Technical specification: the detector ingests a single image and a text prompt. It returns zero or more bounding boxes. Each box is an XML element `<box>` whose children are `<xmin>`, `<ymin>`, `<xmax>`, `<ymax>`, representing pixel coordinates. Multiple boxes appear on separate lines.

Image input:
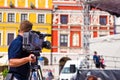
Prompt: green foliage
<box><xmin>2</xmin><ymin>68</ymin><xmax>8</xmax><ymax>78</ymax></box>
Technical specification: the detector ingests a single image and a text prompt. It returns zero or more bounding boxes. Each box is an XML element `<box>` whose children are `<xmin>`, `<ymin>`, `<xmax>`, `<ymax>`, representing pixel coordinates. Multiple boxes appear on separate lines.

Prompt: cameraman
<box><xmin>7</xmin><ymin>20</ymin><xmax>36</xmax><ymax>80</ymax></box>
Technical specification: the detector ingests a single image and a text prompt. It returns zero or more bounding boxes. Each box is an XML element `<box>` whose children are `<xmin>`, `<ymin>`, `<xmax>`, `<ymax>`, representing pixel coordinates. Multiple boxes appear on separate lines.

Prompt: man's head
<box><xmin>19</xmin><ymin>20</ymin><xmax>33</xmax><ymax>32</ymax></box>
<box><xmin>87</xmin><ymin>75</ymin><xmax>98</xmax><ymax>80</ymax></box>
<box><xmin>94</xmin><ymin>51</ymin><xmax>97</xmax><ymax>55</ymax></box>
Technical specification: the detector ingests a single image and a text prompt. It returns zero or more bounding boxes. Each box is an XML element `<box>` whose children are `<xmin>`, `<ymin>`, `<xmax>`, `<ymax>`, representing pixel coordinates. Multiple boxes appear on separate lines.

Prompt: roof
<box><xmin>89</xmin><ymin>34</ymin><xmax>120</xmax><ymax>57</ymax></box>
<box><xmin>90</xmin><ymin>34</ymin><xmax>120</xmax><ymax>43</ymax></box>
<box><xmin>90</xmin><ymin>0</ymin><xmax>120</xmax><ymax>17</ymax></box>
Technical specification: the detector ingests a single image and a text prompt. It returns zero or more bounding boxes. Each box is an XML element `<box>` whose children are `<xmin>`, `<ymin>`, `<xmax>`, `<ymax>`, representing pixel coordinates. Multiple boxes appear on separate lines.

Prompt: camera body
<box><xmin>22</xmin><ymin>30</ymin><xmax>51</xmax><ymax>53</ymax></box>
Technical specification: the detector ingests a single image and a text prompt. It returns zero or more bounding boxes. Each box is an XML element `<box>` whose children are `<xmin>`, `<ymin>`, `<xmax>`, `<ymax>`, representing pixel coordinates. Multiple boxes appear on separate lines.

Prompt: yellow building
<box><xmin>0</xmin><ymin>0</ymin><xmax>52</xmax><ymax>54</ymax></box>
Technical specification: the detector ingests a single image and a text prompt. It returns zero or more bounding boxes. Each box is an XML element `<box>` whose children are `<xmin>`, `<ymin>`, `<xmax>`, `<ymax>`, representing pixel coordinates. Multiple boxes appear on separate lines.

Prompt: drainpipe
<box><xmin>113</xmin><ymin>16</ymin><xmax>117</xmax><ymax>34</ymax></box>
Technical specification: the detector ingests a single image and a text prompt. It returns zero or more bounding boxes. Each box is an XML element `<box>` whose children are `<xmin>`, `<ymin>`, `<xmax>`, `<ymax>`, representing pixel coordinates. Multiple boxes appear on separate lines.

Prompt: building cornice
<box><xmin>0</xmin><ymin>7</ymin><xmax>52</xmax><ymax>11</ymax></box>
<box><xmin>53</xmin><ymin>3</ymin><xmax>83</xmax><ymax>7</ymax></box>
<box><xmin>0</xmin><ymin>7</ymin><xmax>52</xmax><ymax>13</ymax></box>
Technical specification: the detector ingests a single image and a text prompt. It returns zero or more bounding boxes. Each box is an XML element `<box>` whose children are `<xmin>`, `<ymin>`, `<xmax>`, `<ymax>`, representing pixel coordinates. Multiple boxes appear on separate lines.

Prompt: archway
<box><xmin>39</xmin><ymin>56</ymin><xmax>49</xmax><ymax>66</ymax></box>
<box><xmin>43</xmin><ymin>57</ymin><xmax>49</xmax><ymax>65</ymax></box>
<box><xmin>59</xmin><ymin>57</ymin><xmax>71</xmax><ymax>73</ymax></box>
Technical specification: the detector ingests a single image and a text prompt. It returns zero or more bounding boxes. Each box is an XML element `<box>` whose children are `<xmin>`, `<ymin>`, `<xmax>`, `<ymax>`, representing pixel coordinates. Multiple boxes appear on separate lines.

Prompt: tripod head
<box><xmin>30</xmin><ymin>51</ymin><xmax>41</xmax><ymax>66</ymax></box>
<box><xmin>29</xmin><ymin>51</ymin><xmax>44</xmax><ymax>80</ymax></box>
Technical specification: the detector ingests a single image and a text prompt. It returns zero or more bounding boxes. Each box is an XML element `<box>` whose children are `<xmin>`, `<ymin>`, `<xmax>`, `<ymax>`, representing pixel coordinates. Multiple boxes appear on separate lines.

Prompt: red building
<box><xmin>52</xmin><ymin>0</ymin><xmax>114</xmax><ymax>68</ymax></box>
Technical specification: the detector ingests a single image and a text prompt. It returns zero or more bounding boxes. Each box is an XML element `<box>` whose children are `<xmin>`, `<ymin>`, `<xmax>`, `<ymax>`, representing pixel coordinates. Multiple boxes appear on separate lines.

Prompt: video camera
<box><xmin>22</xmin><ymin>30</ymin><xmax>51</xmax><ymax>53</ymax></box>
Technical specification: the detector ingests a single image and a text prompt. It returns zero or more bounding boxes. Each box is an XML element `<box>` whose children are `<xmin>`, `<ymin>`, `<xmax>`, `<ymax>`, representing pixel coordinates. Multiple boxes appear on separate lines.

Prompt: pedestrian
<box><xmin>85</xmin><ymin>75</ymin><xmax>98</xmax><ymax>80</ymax></box>
<box><xmin>48</xmin><ymin>69</ymin><xmax>54</xmax><ymax>80</ymax></box>
<box><xmin>93</xmin><ymin>51</ymin><xmax>100</xmax><ymax>68</ymax></box>
<box><xmin>99</xmin><ymin>55</ymin><xmax>105</xmax><ymax>69</ymax></box>
<box><xmin>6</xmin><ymin>20</ymin><xmax>36</xmax><ymax>80</ymax></box>
<box><xmin>44</xmin><ymin>69</ymin><xmax>49</xmax><ymax>80</ymax></box>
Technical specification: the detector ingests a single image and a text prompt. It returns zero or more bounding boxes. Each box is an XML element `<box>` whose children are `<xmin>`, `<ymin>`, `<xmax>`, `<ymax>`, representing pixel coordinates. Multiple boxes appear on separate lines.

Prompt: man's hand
<box><xmin>9</xmin><ymin>54</ymin><xmax>36</xmax><ymax>67</ymax></box>
<box><xmin>28</xmin><ymin>54</ymin><xmax>36</xmax><ymax>63</ymax></box>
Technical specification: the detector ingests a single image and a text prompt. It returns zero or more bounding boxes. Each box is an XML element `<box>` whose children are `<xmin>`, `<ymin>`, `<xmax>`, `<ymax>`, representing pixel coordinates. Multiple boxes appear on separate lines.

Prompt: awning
<box><xmin>39</xmin><ymin>57</ymin><xmax>44</xmax><ymax>61</ymax></box>
<box><xmin>0</xmin><ymin>55</ymin><xmax>8</xmax><ymax>66</ymax></box>
<box><xmin>89</xmin><ymin>0</ymin><xmax>120</xmax><ymax>17</ymax></box>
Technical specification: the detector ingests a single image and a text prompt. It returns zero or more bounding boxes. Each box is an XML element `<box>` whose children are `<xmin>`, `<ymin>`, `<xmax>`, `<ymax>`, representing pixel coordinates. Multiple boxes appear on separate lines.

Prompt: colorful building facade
<box><xmin>0</xmin><ymin>0</ymin><xmax>52</xmax><ymax>55</ymax></box>
<box><xmin>52</xmin><ymin>0</ymin><xmax>115</xmax><ymax>74</ymax></box>
<box><xmin>0</xmin><ymin>0</ymin><xmax>116</xmax><ymax>78</ymax></box>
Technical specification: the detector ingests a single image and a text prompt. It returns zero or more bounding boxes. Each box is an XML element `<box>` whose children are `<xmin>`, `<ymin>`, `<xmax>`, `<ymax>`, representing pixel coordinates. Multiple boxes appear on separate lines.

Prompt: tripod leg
<box><xmin>36</xmin><ymin>70</ymin><xmax>41</xmax><ymax>80</ymax></box>
<box><xmin>29</xmin><ymin>71</ymin><xmax>33</xmax><ymax>80</ymax></box>
<box><xmin>39</xmin><ymin>66</ymin><xmax>43</xmax><ymax>80</ymax></box>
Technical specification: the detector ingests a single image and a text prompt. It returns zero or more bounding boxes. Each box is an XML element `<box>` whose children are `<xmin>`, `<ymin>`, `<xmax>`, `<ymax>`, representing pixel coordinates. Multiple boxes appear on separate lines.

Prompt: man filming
<box><xmin>7</xmin><ymin>20</ymin><xmax>36</xmax><ymax>80</ymax></box>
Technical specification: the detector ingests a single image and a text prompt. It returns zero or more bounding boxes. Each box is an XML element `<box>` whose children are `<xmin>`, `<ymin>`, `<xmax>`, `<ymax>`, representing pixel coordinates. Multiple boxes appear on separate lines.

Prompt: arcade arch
<box><xmin>59</xmin><ymin>57</ymin><xmax>71</xmax><ymax>73</ymax></box>
<box><xmin>40</xmin><ymin>56</ymin><xmax>49</xmax><ymax>65</ymax></box>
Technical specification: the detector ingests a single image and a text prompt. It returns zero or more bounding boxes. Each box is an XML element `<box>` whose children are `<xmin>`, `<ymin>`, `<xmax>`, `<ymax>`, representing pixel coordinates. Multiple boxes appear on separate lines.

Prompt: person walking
<box><xmin>99</xmin><ymin>55</ymin><xmax>105</xmax><ymax>69</ymax></box>
<box><xmin>47</xmin><ymin>69</ymin><xmax>54</xmax><ymax>80</ymax></box>
<box><xmin>93</xmin><ymin>51</ymin><xmax>100</xmax><ymax>68</ymax></box>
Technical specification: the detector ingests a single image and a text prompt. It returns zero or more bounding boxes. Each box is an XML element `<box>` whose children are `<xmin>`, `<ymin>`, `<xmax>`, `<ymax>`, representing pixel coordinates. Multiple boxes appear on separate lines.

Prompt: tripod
<box><xmin>29</xmin><ymin>52</ymin><xmax>43</xmax><ymax>80</ymax></box>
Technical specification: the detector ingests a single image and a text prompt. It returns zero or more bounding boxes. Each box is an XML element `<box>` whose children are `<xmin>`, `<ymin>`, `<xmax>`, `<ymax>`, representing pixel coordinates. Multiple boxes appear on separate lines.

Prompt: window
<box><xmin>0</xmin><ymin>31</ymin><xmax>3</xmax><ymax>46</ymax></box>
<box><xmin>7</xmin><ymin>33</ymin><xmax>14</xmax><ymax>45</ymax></box>
<box><xmin>0</xmin><ymin>33</ymin><xmax>1</xmax><ymax>45</ymax></box>
<box><xmin>99</xmin><ymin>31</ymin><xmax>108</xmax><ymax>37</ymax></box>
<box><xmin>60</xmin><ymin>34</ymin><xmax>68</xmax><ymax>46</ymax></box>
<box><xmin>83</xmin><ymin>34</ymin><xmax>89</xmax><ymax>49</ymax></box>
<box><xmin>38</xmin><ymin>14</ymin><xmax>45</xmax><ymax>23</ymax></box>
<box><xmin>72</xmin><ymin>33</ymin><xmax>79</xmax><ymax>46</ymax></box>
<box><xmin>99</xmin><ymin>34</ymin><xmax>107</xmax><ymax>37</ymax></box>
<box><xmin>0</xmin><ymin>13</ymin><xmax>2</xmax><ymax>22</ymax></box>
<box><xmin>100</xmin><ymin>16</ymin><xmax>107</xmax><ymax>25</ymax></box>
<box><xmin>21</xmin><ymin>14</ymin><xmax>27</xmax><ymax>21</ymax></box>
<box><xmin>61</xmin><ymin>15</ymin><xmax>68</xmax><ymax>24</ymax></box>
<box><xmin>8</xmin><ymin>13</ymin><xmax>15</xmax><ymax>22</ymax></box>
